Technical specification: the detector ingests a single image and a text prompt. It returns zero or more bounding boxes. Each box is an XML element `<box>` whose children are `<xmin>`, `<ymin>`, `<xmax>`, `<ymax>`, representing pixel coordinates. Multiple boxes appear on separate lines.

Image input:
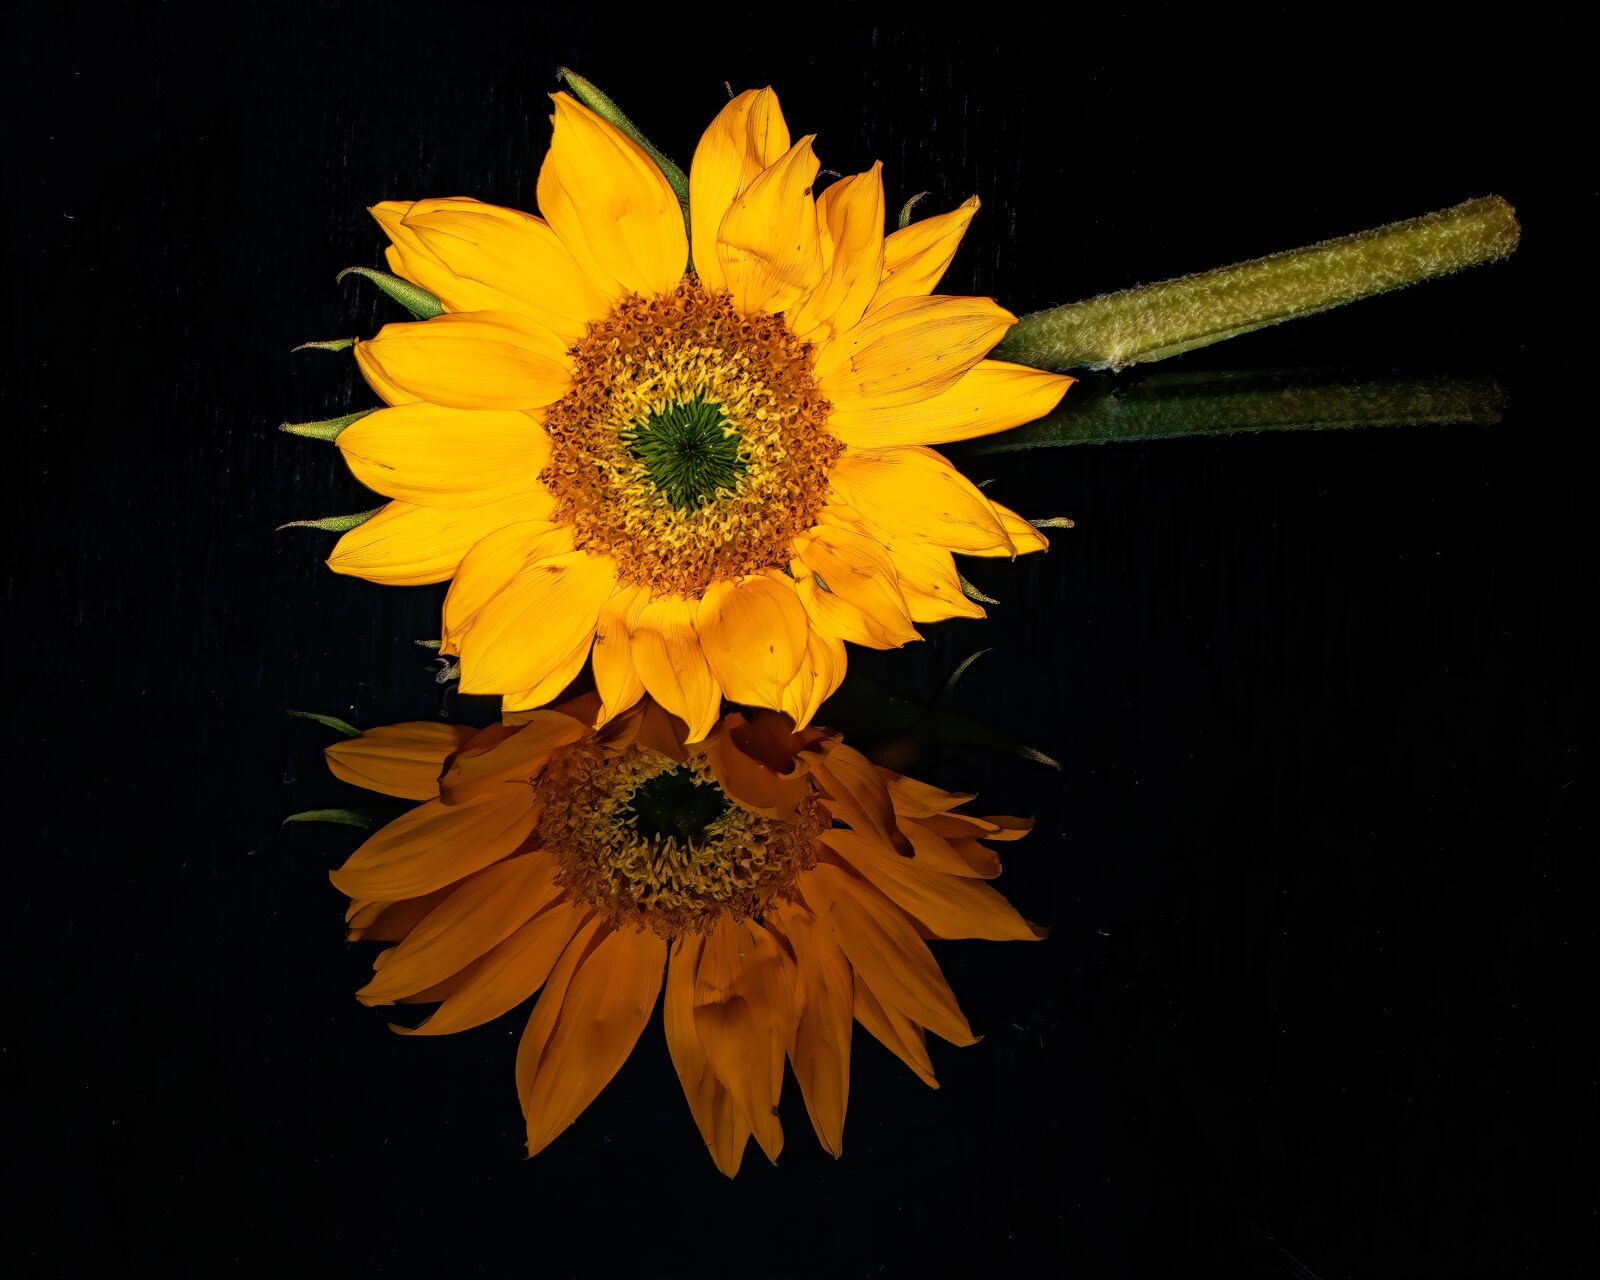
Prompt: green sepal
<box><xmin>1030</xmin><ymin>516</ymin><xmax>1076</xmax><ymax>529</ymax></box>
<box><xmin>958</xmin><ymin>573</ymin><xmax>1000</xmax><ymax>605</ymax></box>
<box><xmin>293</xmin><ymin>337</ymin><xmax>355</xmax><ymax>353</ymax></box>
<box><xmin>337</xmin><ymin>266</ymin><xmax>443</xmax><ymax>320</ymax></box>
<box><xmin>286</xmin><ymin>709</ymin><xmax>360</xmax><ymax>737</ymax></box>
<box><xmin>276</xmin><ymin>506</ymin><xmax>384</xmax><ymax>533</ymax></box>
<box><xmin>898</xmin><ymin>192</ymin><xmax>928</xmax><ymax>230</ymax></box>
<box><xmin>281</xmin><ymin>806</ymin><xmax>387</xmax><ymax>830</ymax></box>
<box><xmin>279</xmin><ymin>409</ymin><xmax>373</xmax><ymax>442</ymax></box>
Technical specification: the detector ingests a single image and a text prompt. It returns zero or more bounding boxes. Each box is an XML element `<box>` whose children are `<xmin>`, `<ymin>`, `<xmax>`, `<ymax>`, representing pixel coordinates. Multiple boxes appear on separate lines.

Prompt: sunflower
<box><xmin>325</xmin><ymin>696</ymin><xmax>1041</xmax><ymax>1173</ymax></box>
<box><xmin>324</xmin><ymin>87</ymin><xmax>1073</xmax><ymax>737</ymax></box>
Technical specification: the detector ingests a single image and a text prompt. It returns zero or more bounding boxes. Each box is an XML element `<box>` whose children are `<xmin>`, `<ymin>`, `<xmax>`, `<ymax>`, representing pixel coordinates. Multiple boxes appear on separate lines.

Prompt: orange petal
<box><xmin>826</xmin><ymin>359</ymin><xmax>1073</xmax><ymax>448</ymax></box>
<box><xmin>663</xmin><ymin>933</ymin><xmax>752</xmax><ymax>1177</ymax></box>
<box><xmin>853</xmin><ymin>970</ymin><xmax>938</xmax><ymax>1088</ymax></box>
<box><xmin>799</xmin><ymin>863</ymin><xmax>975</xmax><ymax>1046</ymax></box>
<box><xmin>900</xmin><ymin>817</ymin><xmax>1002</xmax><ymax>879</ymax></box>
<box><xmin>789</xmin><ymin>162</ymin><xmax>885</xmax><ymax>343</ymax></box>
<box><xmin>330</xmin><ymin>792</ymin><xmax>535</xmax><ymax>901</ymax></box>
<box><xmin>805</xmin><ymin>741</ymin><xmax>909</xmax><ymax>855</ymax></box>
<box><xmin>772</xmin><ymin>902</ymin><xmax>853</xmax><ymax>1157</ymax></box>
<box><xmin>828</xmin><ymin>446</ymin><xmax>1014</xmax><ymax>556</ymax></box>
<box><xmin>696</xmin><ymin>574</ymin><xmax>809</xmax><ymax>712</ymax></box>
<box><xmin>870</xmin><ymin>195</ymin><xmax>980</xmax><ymax>311</ymax></box>
<box><xmin>394</xmin><ymin>899</ymin><xmax>594</xmax><ymax>1036</ymax></box>
<box><xmin>327</xmin><ymin>491</ymin><xmax>556</xmax><ymax>588</ymax></box>
<box><xmin>630</xmin><ymin>596</ymin><xmax>721</xmax><ymax>744</ymax></box>
<box><xmin>820</xmin><ymin>829</ymin><xmax>1041</xmax><ymax>941</ymax></box>
<box><xmin>324</xmin><ymin>722</ymin><xmax>475</xmax><ymax>800</ymax></box>
<box><xmin>536</xmin><ymin>92</ymin><xmax>686</xmax><ymax>300</ymax></box>
<box><xmin>715</xmin><ymin>136</ymin><xmax>823</xmax><ymax>316</ymax></box>
<box><xmin>689</xmin><ymin>88</ymin><xmax>791</xmax><ymax>294</ymax></box>
<box><xmin>346</xmin><ymin>888</ymin><xmax>451</xmax><ymax>943</ymax></box>
<box><xmin>437</xmin><ymin>709</ymin><xmax>588</xmax><ymax>806</ymax></box>
<box><xmin>693</xmin><ymin>914</ymin><xmax>796</xmax><ymax>1163</ymax></box>
<box><xmin>519</xmin><ymin>922</ymin><xmax>666</xmax><ymax>1158</ymax></box>
<box><xmin>697</xmin><ymin>713</ymin><xmax>811</xmax><ymax>817</ymax></box>
<box><xmin>883</xmin><ymin>771</ymin><xmax>977</xmax><ymax>819</ymax></box>
<box><xmin>355</xmin><ymin>312</ymin><xmax>572</xmax><ymax>411</ymax></box>
<box><xmin>357</xmin><ymin>852</ymin><xmax>564</xmax><ymax>1004</ymax></box>
<box><xmin>456</xmin><ymin>550</ymin><xmax>616</xmax><ymax>695</ymax></box>
<box><xmin>791</xmin><ymin>524</ymin><xmax>919</xmax><ymax>650</ymax></box>
<box><xmin>814</xmin><ymin>295</ymin><xmax>1015</xmax><ymax>411</ymax></box>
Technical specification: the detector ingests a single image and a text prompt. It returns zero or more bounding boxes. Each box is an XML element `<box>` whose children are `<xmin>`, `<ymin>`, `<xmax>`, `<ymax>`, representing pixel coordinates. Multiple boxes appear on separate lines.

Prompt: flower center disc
<box><xmin>540</xmin><ymin>277</ymin><xmax>840</xmax><ymax>597</ymax></box>
<box><xmin>534</xmin><ymin>744</ymin><xmax>823</xmax><ymax>937</ymax></box>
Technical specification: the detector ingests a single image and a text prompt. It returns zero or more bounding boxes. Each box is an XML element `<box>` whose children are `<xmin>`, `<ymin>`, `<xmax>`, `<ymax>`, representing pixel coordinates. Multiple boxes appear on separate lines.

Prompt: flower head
<box><xmin>327</xmin><ymin>88</ymin><xmax>1072</xmax><ymax>737</ymax></box>
<box><xmin>326</xmin><ymin>697</ymin><xmax>1041</xmax><ymax>1173</ymax></box>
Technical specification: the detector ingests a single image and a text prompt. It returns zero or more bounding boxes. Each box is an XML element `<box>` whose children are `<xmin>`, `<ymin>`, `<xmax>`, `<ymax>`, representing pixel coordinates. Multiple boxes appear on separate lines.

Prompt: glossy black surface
<box><xmin>5</xmin><ymin>4</ymin><xmax>1586</xmax><ymax>1273</ymax></box>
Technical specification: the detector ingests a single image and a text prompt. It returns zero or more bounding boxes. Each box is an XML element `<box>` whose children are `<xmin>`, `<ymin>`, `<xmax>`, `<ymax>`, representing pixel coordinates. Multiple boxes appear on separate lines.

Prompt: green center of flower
<box><xmin>623</xmin><ymin>765</ymin><xmax>730</xmax><ymax>848</ymax></box>
<box><xmin>620</xmin><ymin>396</ymin><xmax>747</xmax><ymax>511</ymax></box>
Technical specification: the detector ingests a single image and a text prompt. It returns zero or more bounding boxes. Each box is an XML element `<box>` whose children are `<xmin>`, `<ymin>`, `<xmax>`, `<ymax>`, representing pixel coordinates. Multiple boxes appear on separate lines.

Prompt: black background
<box><xmin>4</xmin><ymin>3</ymin><xmax>1590</xmax><ymax>1274</ymax></box>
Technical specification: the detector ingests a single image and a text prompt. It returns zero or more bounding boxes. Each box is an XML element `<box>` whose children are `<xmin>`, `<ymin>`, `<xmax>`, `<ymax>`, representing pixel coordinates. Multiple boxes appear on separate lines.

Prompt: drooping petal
<box><xmin>853</xmin><ymin>970</ymin><xmax>938</xmax><ymax>1088</ymax></box>
<box><xmin>715</xmin><ymin>136</ymin><xmax>824</xmax><ymax>316</ymax></box>
<box><xmin>799</xmin><ymin>862</ymin><xmax>975</xmax><ymax>1046</ymax></box>
<box><xmin>440</xmin><ymin>523</ymin><xmax>572</xmax><ymax>653</ymax></box>
<box><xmin>370</xmin><ymin>198</ymin><xmax>612</xmax><ymax>340</ymax></box>
<box><xmin>900</xmin><ymin>817</ymin><xmax>1002</xmax><ymax>879</ymax></box>
<box><xmin>883</xmin><ymin>771</ymin><xmax>977</xmax><ymax>819</ymax></box>
<box><xmin>330</xmin><ymin>791</ymin><xmax>535</xmax><ymax>901</ymax></box>
<box><xmin>828</xmin><ymin>446</ymin><xmax>1015</xmax><ymax>555</ymax></box>
<box><xmin>355</xmin><ymin>312</ymin><xmax>572</xmax><ymax>411</ymax></box>
<box><xmin>394</xmin><ymin>899</ymin><xmax>594</xmax><ymax>1037</ymax></box>
<box><xmin>324</xmin><ymin>722</ymin><xmax>476</xmax><ymax>800</ymax></box>
<box><xmin>357</xmin><ymin>852</ymin><xmax>565</xmax><ymax>1004</ymax></box>
<box><xmin>536</xmin><ymin>92</ymin><xmax>687</xmax><ymax>300</ymax></box>
<box><xmin>336</xmin><ymin>404</ymin><xmax>552</xmax><ymax>508</ymax></box>
<box><xmin>663</xmin><ymin>933</ymin><xmax>752</xmax><ymax>1177</ymax></box>
<box><xmin>821</xmin><ymin>829</ymin><xmax>1041</xmax><ymax>941</ymax></box>
<box><xmin>882</xmin><ymin>538</ymin><xmax>986</xmax><ymax>623</ymax></box>
<box><xmin>772</xmin><ymin>901</ymin><xmax>853</xmax><ymax>1158</ymax></box>
<box><xmin>699</xmin><ymin>713</ymin><xmax>811</xmax><ymax>818</ymax></box>
<box><xmin>455</xmin><ymin>549</ymin><xmax>617</xmax><ymax>695</ymax></box>
<box><xmin>689</xmin><ymin>87</ymin><xmax>791</xmax><ymax>293</ymax></box>
<box><xmin>806</xmin><ymin>741</ymin><xmax>909</xmax><ymax>855</ymax></box>
<box><xmin>789</xmin><ymin>162</ymin><xmax>885</xmax><ymax>343</ymax></box>
<box><xmin>327</xmin><ymin>491</ymin><xmax>557</xmax><ymax>588</ymax></box>
<box><xmin>826</xmin><ymin>359</ymin><xmax>1073</xmax><ymax>448</ymax></box>
<box><xmin>814</xmin><ymin>295</ymin><xmax>1015</xmax><ymax>411</ymax></box>
<box><xmin>692</xmin><ymin>914</ymin><xmax>795</xmax><ymax>1164</ymax></box>
<box><xmin>630</xmin><ymin>595</ymin><xmax>721</xmax><ymax>744</ymax></box>
<box><xmin>519</xmin><ymin>922</ymin><xmax>666</xmax><ymax>1158</ymax></box>
<box><xmin>436</xmin><ymin>709</ymin><xmax>588</xmax><ymax>806</ymax></box>
<box><xmin>347</xmin><ymin>889</ymin><xmax>452</xmax><ymax>943</ymax></box>
<box><xmin>592</xmin><ymin>585</ymin><xmax>651</xmax><ymax>726</ymax></box>
<box><xmin>791</xmin><ymin>524</ymin><xmax>919</xmax><ymax>649</ymax></box>
<box><xmin>779</xmin><ymin>626</ymin><xmax>847</xmax><ymax>730</ymax></box>
<box><xmin>870</xmin><ymin>195</ymin><xmax>980</xmax><ymax>311</ymax></box>
<box><xmin>696</xmin><ymin>574</ymin><xmax>809</xmax><ymax>712</ymax></box>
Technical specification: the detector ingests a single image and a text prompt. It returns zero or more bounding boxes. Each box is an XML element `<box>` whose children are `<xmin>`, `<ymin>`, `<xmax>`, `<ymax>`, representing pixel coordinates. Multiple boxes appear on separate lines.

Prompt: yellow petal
<box><xmin>370</xmin><ymin>198</ymin><xmax>611</xmax><ymax>341</ymax></box>
<box><xmin>326</xmin><ymin>490</ymin><xmax>557</xmax><ymax>588</ymax></box>
<box><xmin>826</xmin><ymin>359</ymin><xmax>1074</xmax><ymax>448</ymax></box>
<box><xmin>436</xmin><ymin>710</ymin><xmax>587</xmax><ymax>806</ymax></box>
<box><xmin>329</xmin><ymin>791</ymin><xmax>535</xmax><ymax>901</ymax></box>
<box><xmin>882</xmin><ymin>537</ymin><xmax>986</xmax><ymax>622</ymax></box>
<box><xmin>499</xmin><ymin>629</ymin><xmax>597</xmax><ymax>713</ymax></box>
<box><xmin>689</xmin><ymin>88</ymin><xmax>791</xmax><ymax>293</ymax></box>
<box><xmin>355</xmin><ymin>311</ymin><xmax>572</xmax><ymax>411</ymax></box>
<box><xmin>715</xmin><ymin>135</ymin><xmax>823</xmax><ymax>316</ymax></box>
<box><xmin>394</xmin><ymin>898</ymin><xmax>593</xmax><ymax>1037</ymax></box>
<box><xmin>535</xmin><ymin>92</ymin><xmax>686</xmax><ymax>300</ymax></box>
<box><xmin>592</xmin><ymin>585</ymin><xmax>651</xmax><ymax>726</ymax></box>
<box><xmin>807</xmin><ymin>741</ymin><xmax>909</xmax><ymax>855</ymax></box>
<box><xmin>965</xmin><ymin>496</ymin><xmax>1050</xmax><ymax>557</ymax></box>
<box><xmin>456</xmin><ymin>548</ymin><xmax>616</xmax><ymax>695</ymax></box>
<box><xmin>692</xmin><ymin>914</ymin><xmax>795</xmax><ymax>1164</ymax></box>
<box><xmin>337</xmin><ymin>404</ymin><xmax>552</xmax><ymax>508</ymax></box>
<box><xmin>788</xmin><ymin>163</ymin><xmax>885</xmax><ymax>343</ymax></box>
<box><xmin>791</xmin><ymin>524</ymin><xmax>919</xmax><ymax>649</ymax></box>
<box><xmin>828</xmin><ymin>446</ymin><xmax>1014</xmax><ymax>555</ymax></box>
<box><xmin>630</xmin><ymin>595</ymin><xmax>721</xmax><ymax>744</ymax></box>
<box><xmin>814</xmin><ymin>295</ymin><xmax>1015</xmax><ymax>410</ymax></box>
<box><xmin>870</xmin><ymin>195</ymin><xmax>980</xmax><ymax>311</ymax></box>
<box><xmin>356</xmin><ymin>852</ymin><xmax>565</xmax><ymax>1004</ymax></box>
<box><xmin>698</xmin><ymin>712</ymin><xmax>812</xmax><ymax>818</ymax></box>
<box><xmin>324</xmin><ymin>722</ymin><xmax>476</xmax><ymax>800</ymax></box>
<box><xmin>779</xmin><ymin>626</ymin><xmax>847</xmax><ymax>730</ymax></box>
<box><xmin>696</xmin><ymin>574</ymin><xmax>809</xmax><ymax>711</ymax></box>
<box><xmin>771</xmin><ymin>901</ymin><xmax>853</xmax><ymax>1157</ymax></box>
<box><xmin>664</xmin><ymin>934</ymin><xmax>752</xmax><ymax>1177</ymax></box>
<box><xmin>440</xmin><ymin>523</ymin><xmax>572</xmax><ymax>653</ymax></box>
<box><xmin>519</xmin><ymin>922</ymin><xmax>666</xmax><ymax>1159</ymax></box>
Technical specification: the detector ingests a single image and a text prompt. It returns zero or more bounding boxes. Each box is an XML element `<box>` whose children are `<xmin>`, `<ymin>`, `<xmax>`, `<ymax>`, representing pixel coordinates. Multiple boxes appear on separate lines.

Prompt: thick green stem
<box><xmin>993</xmin><ymin>197</ymin><xmax>1520</xmax><ymax>372</ymax></box>
<box><xmin>971</xmin><ymin>369</ymin><xmax>1505</xmax><ymax>451</ymax></box>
